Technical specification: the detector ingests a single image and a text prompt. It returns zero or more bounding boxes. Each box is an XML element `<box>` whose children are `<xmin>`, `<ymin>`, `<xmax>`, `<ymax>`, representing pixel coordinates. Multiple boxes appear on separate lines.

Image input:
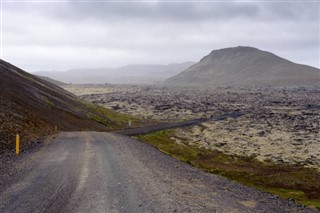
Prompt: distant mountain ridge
<box><xmin>165</xmin><ymin>46</ymin><xmax>320</xmax><ymax>87</ymax></box>
<box><xmin>34</xmin><ymin>62</ymin><xmax>194</xmax><ymax>84</ymax></box>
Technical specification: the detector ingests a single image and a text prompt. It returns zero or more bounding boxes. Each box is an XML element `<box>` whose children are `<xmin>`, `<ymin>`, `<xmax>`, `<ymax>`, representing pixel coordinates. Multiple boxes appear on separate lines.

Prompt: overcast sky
<box><xmin>1</xmin><ymin>0</ymin><xmax>319</xmax><ymax>72</ymax></box>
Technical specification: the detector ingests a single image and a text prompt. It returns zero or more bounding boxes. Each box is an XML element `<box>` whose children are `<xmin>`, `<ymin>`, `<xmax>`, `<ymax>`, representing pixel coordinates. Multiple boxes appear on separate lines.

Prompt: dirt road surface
<box><xmin>0</xmin><ymin>132</ymin><xmax>317</xmax><ymax>213</ymax></box>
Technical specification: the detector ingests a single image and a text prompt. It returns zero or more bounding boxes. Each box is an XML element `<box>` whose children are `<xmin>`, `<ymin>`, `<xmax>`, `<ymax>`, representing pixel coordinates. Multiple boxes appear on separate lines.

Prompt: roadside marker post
<box><xmin>16</xmin><ymin>134</ymin><xmax>20</xmax><ymax>155</ymax></box>
<box><xmin>55</xmin><ymin>125</ymin><xmax>57</xmax><ymax>131</ymax></box>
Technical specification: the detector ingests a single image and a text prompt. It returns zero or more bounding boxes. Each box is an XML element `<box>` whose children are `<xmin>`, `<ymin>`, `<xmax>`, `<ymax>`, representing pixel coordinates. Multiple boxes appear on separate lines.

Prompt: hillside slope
<box><xmin>165</xmin><ymin>46</ymin><xmax>320</xmax><ymax>87</ymax></box>
<box><xmin>36</xmin><ymin>75</ymin><xmax>68</xmax><ymax>86</ymax></box>
<box><xmin>0</xmin><ymin>60</ymin><xmax>134</xmax><ymax>151</ymax></box>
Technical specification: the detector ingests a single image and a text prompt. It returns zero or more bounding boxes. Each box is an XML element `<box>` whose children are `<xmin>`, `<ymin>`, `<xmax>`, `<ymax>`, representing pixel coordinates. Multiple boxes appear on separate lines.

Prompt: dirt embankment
<box><xmin>0</xmin><ymin>97</ymin><xmax>53</xmax><ymax>151</ymax></box>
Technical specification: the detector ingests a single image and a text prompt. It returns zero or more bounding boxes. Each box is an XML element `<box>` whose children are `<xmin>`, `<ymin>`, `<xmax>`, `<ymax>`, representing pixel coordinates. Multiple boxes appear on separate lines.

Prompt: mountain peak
<box><xmin>211</xmin><ymin>46</ymin><xmax>259</xmax><ymax>53</ymax></box>
<box><xmin>166</xmin><ymin>46</ymin><xmax>320</xmax><ymax>87</ymax></box>
<box><xmin>210</xmin><ymin>46</ymin><xmax>265</xmax><ymax>56</ymax></box>
<box><xmin>199</xmin><ymin>46</ymin><xmax>268</xmax><ymax>63</ymax></box>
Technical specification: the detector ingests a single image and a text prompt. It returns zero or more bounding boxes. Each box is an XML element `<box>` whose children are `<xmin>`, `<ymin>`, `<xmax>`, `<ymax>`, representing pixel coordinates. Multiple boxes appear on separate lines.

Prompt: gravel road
<box><xmin>117</xmin><ymin>111</ymin><xmax>246</xmax><ymax>136</ymax></box>
<box><xmin>0</xmin><ymin>132</ymin><xmax>317</xmax><ymax>213</ymax></box>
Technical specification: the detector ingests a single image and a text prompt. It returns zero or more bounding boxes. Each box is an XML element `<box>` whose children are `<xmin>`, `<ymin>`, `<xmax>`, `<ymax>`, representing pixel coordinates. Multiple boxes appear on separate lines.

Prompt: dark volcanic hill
<box><xmin>36</xmin><ymin>75</ymin><xmax>68</xmax><ymax>86</ymax></box>
<box><xmin>165</xmin><ymin>46</ymin><xmax>320</xmax><ymax>87</ymax></box>
<box><xmin>0</xmin><ymin>60</ymin><xmax>133</xmax><ymax>151</ymax></box>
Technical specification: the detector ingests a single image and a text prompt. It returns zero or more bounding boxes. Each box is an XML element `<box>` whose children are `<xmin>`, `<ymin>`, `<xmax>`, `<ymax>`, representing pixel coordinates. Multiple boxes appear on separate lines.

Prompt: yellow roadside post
<box><xmin>55</xmin><ymin>125</ymin><xmax>57</xmax><ymax>131</ymax></box>
<box><xmin>16</xmin><ymin>134</ymin><xmax>20</xmax><ymax>155</ymax></box>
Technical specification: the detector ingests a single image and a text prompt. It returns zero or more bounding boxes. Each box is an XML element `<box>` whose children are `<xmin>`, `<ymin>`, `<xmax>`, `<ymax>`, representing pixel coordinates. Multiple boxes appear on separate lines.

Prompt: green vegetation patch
<box><xmin>81</xmin><ymin>100</ymin><xmax>150</xmax><ymax>130</ymax></box>
<box><xmin>136</xmin><ymin>130</ymin><xmax>320</xmax><ymax>209</ymax></box>
<box><xmin>45</xmin><ymin>99</ymin><xmax>54</xmax><ymax>106</ymax></box>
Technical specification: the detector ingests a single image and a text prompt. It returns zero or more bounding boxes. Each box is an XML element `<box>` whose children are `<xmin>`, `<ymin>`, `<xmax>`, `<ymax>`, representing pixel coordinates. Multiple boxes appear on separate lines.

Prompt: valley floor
<box><xmin>71</xmin><ymin>85</ymin><xmax>320</xmax><ymax>169</ymax></box>
<box><xmin>63</xmin><ymin>84</ymin><xmax>320</xmax><ymax>209</ymax></box>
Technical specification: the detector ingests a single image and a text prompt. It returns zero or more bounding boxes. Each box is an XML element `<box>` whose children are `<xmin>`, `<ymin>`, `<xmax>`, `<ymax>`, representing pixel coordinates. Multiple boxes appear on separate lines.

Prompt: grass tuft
<box><xmin>81</xmin><ymin>100</ymin><xmax>141</xmax><ymax>130</ymax></box>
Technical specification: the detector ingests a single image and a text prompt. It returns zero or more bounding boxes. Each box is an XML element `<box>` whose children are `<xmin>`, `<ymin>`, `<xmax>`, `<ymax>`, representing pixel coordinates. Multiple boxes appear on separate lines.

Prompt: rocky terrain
<box><xmin>80</xmin><ymin>85</ymin><xmax>223</xmax><ymax>121</ymax></box>
<box><xmin>78</xmin><ymin>85</ymin><xmax>320</xmax><ymax>169</ymax></box>
<box><xmin>63</xmin><ymin>84</ymin><xmax>140</xmax><ymax>96</ymax></box>
<box><xmin>165</xmin><ymin>46</ymin><xmax>320</xmax><ymax>87</ymax></box>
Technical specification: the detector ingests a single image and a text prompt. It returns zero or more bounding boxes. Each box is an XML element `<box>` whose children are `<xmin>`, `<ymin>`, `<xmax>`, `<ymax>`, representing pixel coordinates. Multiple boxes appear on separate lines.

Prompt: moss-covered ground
<box><xmin>136</xmin><ymin>130</ymin><xmax>320</xmax><ymax>209</ymax></box>
<box><xmin>81</xmin><ymin>100</ymin><xmax>146</xmax><ymax>130</ymax></box>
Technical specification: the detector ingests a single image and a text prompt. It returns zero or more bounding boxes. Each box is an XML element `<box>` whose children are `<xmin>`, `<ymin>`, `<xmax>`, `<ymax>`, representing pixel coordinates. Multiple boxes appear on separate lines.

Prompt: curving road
<box><xmin>0</xmin><ymin>132</ymin><xmax>317</xmax><ymax>213</ymax></box>
<box><xmin>117</xmin><ymin>111</ymin><xmax>246</xmax><ymax>136</ymax></box>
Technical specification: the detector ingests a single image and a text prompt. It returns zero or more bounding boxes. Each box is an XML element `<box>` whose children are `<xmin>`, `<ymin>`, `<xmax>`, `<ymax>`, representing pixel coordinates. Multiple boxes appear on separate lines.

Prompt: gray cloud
<box><xmin>8</xmin><ymin>1</ymin><xmax>315</xmax><ymax>22</ymax></box>
<box><xmin>8</xmin><ymin>1</ymin><xmax>316</xmax><ymax>22</ymax></box>
<box><xmin>1</xmin><ymin>1</ymin><xmax>319</xmax><ymax>71</ymax></box>
<box><xmin>5</xmin><ymin>2</ymin><xmax>259</xmax><ymax>21</ymax></box>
